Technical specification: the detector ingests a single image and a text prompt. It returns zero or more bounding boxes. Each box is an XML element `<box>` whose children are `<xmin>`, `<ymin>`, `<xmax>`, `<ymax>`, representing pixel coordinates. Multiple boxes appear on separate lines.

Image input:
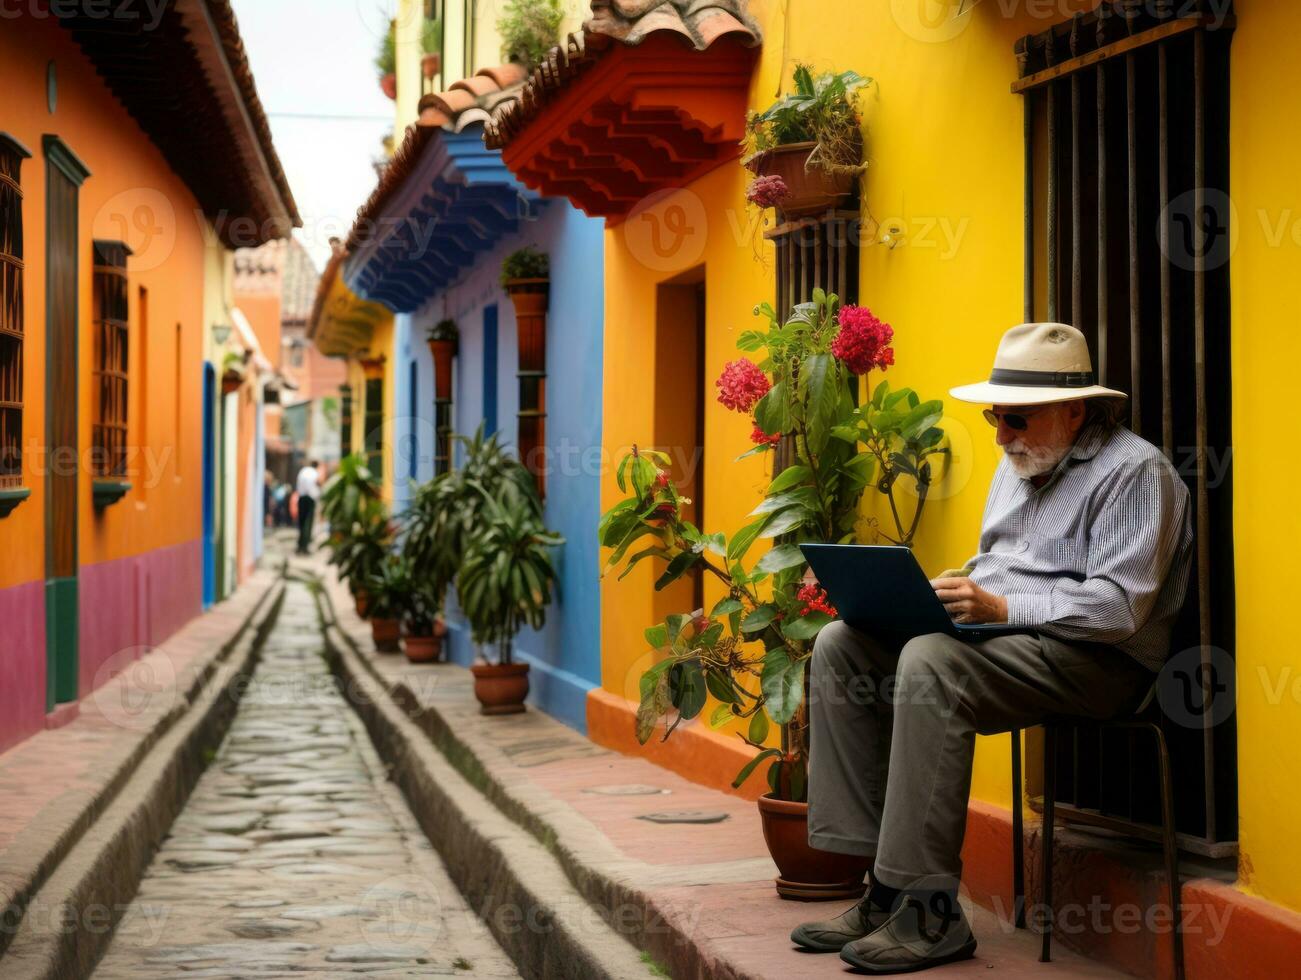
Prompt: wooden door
<box><xmin>43</xmin><ymin>137</ymin><xmax>89</xmax><ymax>709</ymax></box>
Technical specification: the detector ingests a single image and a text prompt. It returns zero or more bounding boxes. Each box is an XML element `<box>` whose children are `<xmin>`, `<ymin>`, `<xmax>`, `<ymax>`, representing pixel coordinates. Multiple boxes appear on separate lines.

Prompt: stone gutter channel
<box><xmin>309</xmin><ymin>569</ymin><xmax>657</xmax><ymax>980</ymax></box>
<box><xmin>0</xmin><ymin>572</ymin><xmax>286</xmax><ymax>980</ymax></box>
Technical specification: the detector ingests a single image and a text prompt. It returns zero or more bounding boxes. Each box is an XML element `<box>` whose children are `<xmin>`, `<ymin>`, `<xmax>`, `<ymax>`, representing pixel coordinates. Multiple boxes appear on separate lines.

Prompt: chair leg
<box><xmin>1040</xmin><ymin>724</ymin><xmax>1056</xmax><ymax>963</ymax></box>
<box><xmin>1011</xmin><ymin>728</ymin><xmax>1026</xmax><ymax>929</ymax></box>
<box><xmin>1151</xmin><ymin>724</ymin><xmax>1185</xmax><ymax>980</ymax></box>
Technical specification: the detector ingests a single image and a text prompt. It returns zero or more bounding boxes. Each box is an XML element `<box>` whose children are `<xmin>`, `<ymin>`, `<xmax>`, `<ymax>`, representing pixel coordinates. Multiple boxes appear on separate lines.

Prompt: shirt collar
<box><xmin>1019</xmin><ymin>423</ymin><xmax>1111</xmax><ymax>490</ymax></box>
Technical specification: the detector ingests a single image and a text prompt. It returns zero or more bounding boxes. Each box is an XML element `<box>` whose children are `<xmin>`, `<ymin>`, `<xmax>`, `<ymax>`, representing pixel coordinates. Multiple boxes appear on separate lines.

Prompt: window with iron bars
<box><xmin>767</xmin><ymin>210</ymin><xmax>862</xmax><ymax>472</ymax></box>
<box><xmin>364</xmin><ymin>376</ymin><xmax>384</xmax><ymax>478</ymax></box>
<box><xmin>0</xmin><ymin>134</ymin><xmax>29</xmax><ymax>491</ymax></box>
<box><xmin>1015</xmin><ymin>0</ymin><xmax>1236</xmax><ymax>856</ymax></box>
<box><xmin>92</xmin><ymin>240</ymin><xmax>132</xmax><ymax>479</ymax></box>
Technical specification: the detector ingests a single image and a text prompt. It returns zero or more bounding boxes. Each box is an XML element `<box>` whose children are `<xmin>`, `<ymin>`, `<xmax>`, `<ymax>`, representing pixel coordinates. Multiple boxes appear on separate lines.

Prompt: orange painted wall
<box><xmin>1</xmin><ymin>17</ymin><xmax>206</xmax><ymax>589</ymax></box>
<box><xmin>235</xmin><ymin>292</ymin><xmax>282</xmax><ymax>369</ymax></box>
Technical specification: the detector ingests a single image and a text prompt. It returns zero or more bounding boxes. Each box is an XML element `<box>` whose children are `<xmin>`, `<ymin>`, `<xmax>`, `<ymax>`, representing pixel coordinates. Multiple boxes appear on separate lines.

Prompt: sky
<box><xmin>231</xmin><ymin>0</ymin><xmax>399</xmax><ymax>270</ymax></box>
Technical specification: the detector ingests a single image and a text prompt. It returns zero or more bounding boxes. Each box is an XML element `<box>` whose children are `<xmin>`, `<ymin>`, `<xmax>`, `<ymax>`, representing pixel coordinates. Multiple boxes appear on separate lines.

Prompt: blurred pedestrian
<box><xmin>295</xmin><ymin>459</ymin><xmax>321</xmax><ymax>555</ymax></box>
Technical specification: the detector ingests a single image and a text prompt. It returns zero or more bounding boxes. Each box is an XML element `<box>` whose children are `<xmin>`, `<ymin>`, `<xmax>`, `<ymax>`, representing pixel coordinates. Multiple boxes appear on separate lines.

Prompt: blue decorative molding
<box><xmin>344</xmin><ymin>125</ymin><xmax>541</xmax><ymax>313</ymax></box>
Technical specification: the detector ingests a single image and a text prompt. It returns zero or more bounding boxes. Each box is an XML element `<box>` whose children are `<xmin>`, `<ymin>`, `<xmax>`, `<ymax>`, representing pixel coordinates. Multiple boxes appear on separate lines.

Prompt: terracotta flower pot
<box><xmin>371</xmin><ymin>617</ymin><xmax>401</xmax><ymax>653</ymax></box>
<box><xmin>470</xmin><ymin>662</ymin><xmax>530</xmax><ymax>715</ymax></box>
<box><xmin>744</xmin><ymin>141</ymin><xmax>858</xmax><ymax>220</ymax></box>
<box><xmin>380</xmin><ymin>72</ymin><xmax>397</xmax><ymax>100</ymax></box>
<box><xmin>505</xmin><ymin>279</ymin><xmax>548</xmax><ymax>374</ymax></box>
<box><xmin>427</xmin><ymin>338</ymin><xmax>456</xmax><ymax>401</ymax></box>
<box><xmin>353</xmin><ymin>588</ymin><xmax>372</xmax><ymax>620</ymax></box>
<box><xmin>421</xmin><ymin>52</ymin><xmax>441</xmax><ymax>79</ymax></box>
<box><xmin>757</xmin><ymin>794</ymin><xmax>871</xmax><ymax>901</ymax></box>
<box><xmin>404</xmin><ymin>634</ymin><xmax>442</xmax><ymax>663</ymax></box>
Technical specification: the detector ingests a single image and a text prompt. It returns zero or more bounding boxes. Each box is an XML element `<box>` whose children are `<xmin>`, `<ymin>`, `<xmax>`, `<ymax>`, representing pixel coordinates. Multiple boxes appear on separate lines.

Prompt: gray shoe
<box><xmin>838</xmin><ymin>897</ymin><xmax>977</xmax><ymax>973</ymax></box>
<box><xmin>790</xmin><ymin>898</ymin><xmax>891</xmax><ymax>953</ymax></box>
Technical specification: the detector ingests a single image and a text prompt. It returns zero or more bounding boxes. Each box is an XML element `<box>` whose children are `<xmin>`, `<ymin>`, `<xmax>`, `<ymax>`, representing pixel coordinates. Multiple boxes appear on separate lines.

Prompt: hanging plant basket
<box><xmin>745</xmin><ymin>142</ymin><xmax>858</xmax><ymax>220</ymax></box>
<box><xmin>426</xmin><ymin>320</ymin><xmax>459</xmax><ymax>401</ymax></box>
<box><xmin>504</xmin><ymin>279</ymin><xmax>548</xmax><ymax>373</ymax></box>
<box><xmin>380</xmin><ymin>72</ymin><xmax>397</xmax><ymax>100</ymax></box>
<box><xmin>421</xmin><ymin>52</ymin><xmax>441</xmax><ymax>79</ymax></box>
<box><xmin>220</xmin><ymin>370</ymin><xmax>243</xmax><ymax>395</ymax></box>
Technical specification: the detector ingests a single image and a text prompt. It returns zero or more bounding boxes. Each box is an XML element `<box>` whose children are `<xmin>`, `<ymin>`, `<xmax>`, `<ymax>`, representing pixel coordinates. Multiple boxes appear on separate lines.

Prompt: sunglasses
<box><xmin>982</xmin><ymin>408</ymin><xmax>1042</xmax><ymax>430</ymax></box>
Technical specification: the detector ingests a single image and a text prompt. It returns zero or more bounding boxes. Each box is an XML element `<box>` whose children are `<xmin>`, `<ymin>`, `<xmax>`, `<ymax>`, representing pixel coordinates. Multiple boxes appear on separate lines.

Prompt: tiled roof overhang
<box><xmin>308</xmin><ymin>247</ymin><xmax>392</xmax><ymax>360</ymax></box>
<box><xmin>57</xmin><ymin>0</ymin><xmax>300</xmax><ymax>247</ymax></box>
<box><xmin>342</xmin><ymin>121</ymin><xmax>538</xmax><ymax>314</ymax></box>
<box><xmin>484</xmin><ymin>1</ymin><xmax>761</xmax><ymax>221</ymax></box>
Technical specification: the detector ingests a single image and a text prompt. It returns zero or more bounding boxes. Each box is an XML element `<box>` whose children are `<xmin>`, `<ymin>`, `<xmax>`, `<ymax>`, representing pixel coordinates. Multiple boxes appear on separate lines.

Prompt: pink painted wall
<box><xmin>0</xmin><ymin>581</ymin><xmax>47</xmax><ymax>754</ymax></box>
<box><xmin>77</xmin><ymin>538</ymin><xmax>203</xmax><ymax>704</ymax></box>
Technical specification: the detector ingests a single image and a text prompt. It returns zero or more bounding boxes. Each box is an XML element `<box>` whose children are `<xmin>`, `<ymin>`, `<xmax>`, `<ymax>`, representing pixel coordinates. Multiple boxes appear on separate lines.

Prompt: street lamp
<box><xmin>212</xmin><ymin>322</ymin><xmax>232</xmax><ymax>345</ymax></box>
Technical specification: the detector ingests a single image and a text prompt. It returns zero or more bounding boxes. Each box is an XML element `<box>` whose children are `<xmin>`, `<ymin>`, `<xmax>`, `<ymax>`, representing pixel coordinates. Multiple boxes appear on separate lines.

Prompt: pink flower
<box><xmin>831</xmin><ymin>306</ymin><xmax>895</xmax><ymax>375</ymax></box>
<box><xmin>750</xmin><ymin>421</ymin><xmax>781</xmax><ymax>445</ymax></box>
<box><xmin>746</xmin><ymin>174</ymin><xmax>790</xmax><ymax>210</ymax></box>
<box><xmin>716</xmin><ymin>358</ymin><xmax>771</xmax><ymax>413</ymax></box>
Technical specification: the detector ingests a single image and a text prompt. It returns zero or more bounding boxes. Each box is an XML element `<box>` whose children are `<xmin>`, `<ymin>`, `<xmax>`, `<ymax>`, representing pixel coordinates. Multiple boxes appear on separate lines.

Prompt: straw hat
<box><xmin>949</xmin><ymin>323</ymin><xmax>1128</xmax><ymax>406</ymax></box>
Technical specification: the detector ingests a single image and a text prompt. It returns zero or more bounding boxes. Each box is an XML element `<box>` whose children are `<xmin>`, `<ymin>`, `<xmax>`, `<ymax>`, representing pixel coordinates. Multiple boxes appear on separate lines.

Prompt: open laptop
<box><xmin>799</xmin><ymin>543</ymin><xmax>1028</xmax><ymax>640</ymax></box>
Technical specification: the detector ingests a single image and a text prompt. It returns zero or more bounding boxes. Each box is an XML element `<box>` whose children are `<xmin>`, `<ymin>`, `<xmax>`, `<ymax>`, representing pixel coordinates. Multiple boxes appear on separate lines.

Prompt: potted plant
<box><xmin>498</xmin><ymin>0</ymin><xmax>563</xmax><ymax>72</ymax></box>
<box><xmin>220</xmin><ymin>351</ymin><xmax>245</xmax><ymax>395</ymax></box>
<box><xmin>599</xmin><ymin>290</ymin><xmax>947</xmax><ymax>899</ymax></box>
<box><xmin>322</xmin><ymin>453</ymin><xmax>386</xmax><ymax>615</ymax></box>
<box><xmin>421</xmin><ymin>16</ymin><xmax>443</xmax><ymax>79</ymax></box>
<box><xmin>427</xmin><ymin>319</ymin><xmax>459</xmax><ymax>402</ymax></box>
<box><xmin>459</xmin><ymin>478</ymin><xmax>563</xmax><ymax>714</ymax></box>
<box><xmin>364</xmin><ymin>554</ymin><xmax>407</xmax><ymax>653</ymax></box>
<box><xmin>743</xmin><ymin>65</ymin><xmax>872</xmax><ymax>219</ymax></box>
<box><xmin>376</xmin><ymin>19</ymin><xmax>397</xmax><ymax>99</ymax></box>
<box><xmin>401</xmin><ymin>471</ymin><xmax>464</xmax><ymax>663</ymax></box>
<box><xmin>402</xmin><ymin>580</ymin><xmax>447</xmax><ymax>663</ymax></box>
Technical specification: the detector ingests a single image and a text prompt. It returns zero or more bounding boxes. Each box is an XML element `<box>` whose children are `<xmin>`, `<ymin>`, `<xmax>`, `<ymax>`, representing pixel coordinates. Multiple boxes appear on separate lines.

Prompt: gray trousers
<box><xmin>807</xmin><ymin>622</ymin><xmax>1153</xmax><ymax>892</ymax></box>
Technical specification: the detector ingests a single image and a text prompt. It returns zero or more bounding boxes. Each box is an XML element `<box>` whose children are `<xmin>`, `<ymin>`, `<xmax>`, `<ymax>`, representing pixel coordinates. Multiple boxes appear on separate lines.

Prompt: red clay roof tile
<box><xmin>485</xmin><ymin>1</ymin><xmax>759</xmax><ymax>150</ymax></box>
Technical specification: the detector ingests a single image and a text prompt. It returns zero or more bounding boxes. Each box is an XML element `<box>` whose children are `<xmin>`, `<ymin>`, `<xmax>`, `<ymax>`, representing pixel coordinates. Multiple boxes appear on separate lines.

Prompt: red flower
<box><xmin>716</xmin><ymin>358</ymin><xmax>771</xmax><ymax>413</ymax></box>
<box><xmin>797</xmin><ymin>583</ymin><xmax>837</xmax><ymax>618</ymax></box>
<box><xmin>654</xmin><ymin>471</ymin><xmax>670</xmax><ymax>490</ymax></box>
<box><xmin>831</xmin><ymin>305</ymin><xmax>895</xmax><ymax>375</ymax></box>
<box><xmin>750</xmin><ymin>421</ymin><xmax>781</xmax><ymax>445</ymax></box>
<box><xmin>746</xmin><ymin>174</ymin><xmax>790</xmax><ymax>209</ymax></box>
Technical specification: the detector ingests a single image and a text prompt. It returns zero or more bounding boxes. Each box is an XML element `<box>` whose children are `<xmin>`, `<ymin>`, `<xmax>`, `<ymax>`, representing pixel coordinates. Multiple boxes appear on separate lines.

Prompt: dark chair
<box><xmin>1009</xmin><ymin>682</ymin><xmax>1185</xmax><ymax>980</ymax></box>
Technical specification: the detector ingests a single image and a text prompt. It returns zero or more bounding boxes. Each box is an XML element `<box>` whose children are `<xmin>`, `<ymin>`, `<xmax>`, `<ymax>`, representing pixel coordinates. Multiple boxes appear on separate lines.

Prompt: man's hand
<box><xmin>931</xmin><ymin>577</ymin><xmax>1009</xmax><ymax>625</ymax></box>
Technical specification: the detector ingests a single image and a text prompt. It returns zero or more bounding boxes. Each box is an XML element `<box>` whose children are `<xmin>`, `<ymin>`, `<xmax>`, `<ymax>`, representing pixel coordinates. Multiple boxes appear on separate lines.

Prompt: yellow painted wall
<box><xmin>600</xmin><ymin>0</ymin><xmax>1044</xmax><ymax>802</ymax></box>
<box><xmin>1225</xmin><ymin>0</ymin><xmax>1301</xmax><ymax>915</ymax></box>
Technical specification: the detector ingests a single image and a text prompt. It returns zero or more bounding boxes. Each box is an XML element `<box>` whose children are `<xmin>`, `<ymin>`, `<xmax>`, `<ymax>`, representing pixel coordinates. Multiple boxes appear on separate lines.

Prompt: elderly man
<box><xmin>791</xmin><ymin>323</ymin><xmax>1193</xmax><ymax>973</ymax></box>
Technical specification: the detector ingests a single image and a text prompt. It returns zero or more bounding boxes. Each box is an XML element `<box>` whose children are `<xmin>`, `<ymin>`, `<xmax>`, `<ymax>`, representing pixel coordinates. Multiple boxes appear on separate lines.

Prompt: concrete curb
<box><xmin>0</xmin><ymin>575</ymin><xmax>286</xmax><ymax>980</ymax></box>
<box><xmin>311</xmin><ymin>585</ymin><xmax>654</xmax><ymax>980</ymax></box>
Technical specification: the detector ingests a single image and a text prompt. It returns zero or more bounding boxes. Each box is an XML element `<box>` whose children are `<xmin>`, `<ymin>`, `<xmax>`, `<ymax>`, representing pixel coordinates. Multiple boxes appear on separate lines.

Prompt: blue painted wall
<box><xmin>407</xmin><ymin>202</ymin><xmax>605</xmax><ymax>731</ymax></box>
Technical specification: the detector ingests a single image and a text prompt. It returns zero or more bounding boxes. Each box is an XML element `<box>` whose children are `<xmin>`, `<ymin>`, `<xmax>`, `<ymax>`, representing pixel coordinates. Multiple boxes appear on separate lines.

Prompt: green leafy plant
<box><xmin>500</xmin><ymin>246</ymin><xmax>550</xmax><ymax>286</ymax></box>
<box><xmin>427</xmin><ymin>318</ymin><xmax>459</xmax><ymax>343</ymax></box>
<box><xmin>321</xmin><ymin>452</ymin><xmax>383</xmax><ymax>534</ymax></box>
<box><xmin>599</xmin><ymin>291</ymin><xmax>948</xmax><ymax>801</ymax></box>
<box><xmin>745</xmin><ymin>64</ymin><xmax>872</xmax><ymax>175</ymax></box>
<box><xmin>363</xmin><ymin>553</ymin><xmax>409</xmax><ymax>621</ymax></box>
<box><xmin>498</xmin><ymin>0</ymin><xmax>563</xmax><ymax>72</ymax></box>
<box><xmin>457</xmin><ymin>481</ymin><xmax>564</xmax><ymax>665</ymax></box>
<box><xmin>421</xmin><ymin>16</ymin><xmax>443</xmax><ymax>54</ymax></box>
<box><xmin>329</xmin><ymin>504</ymin><xmax>393</xmax><ymax>598</ymax></box>
<box><xmin>375</xmin><ymin>18</ymin><xmax>397</xmax><ymax>76</ymax></box>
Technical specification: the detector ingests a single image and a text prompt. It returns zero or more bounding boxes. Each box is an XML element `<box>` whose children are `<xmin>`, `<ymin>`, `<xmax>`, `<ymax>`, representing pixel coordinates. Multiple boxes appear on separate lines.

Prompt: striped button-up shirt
<box><xmin>966</xmin><ymin>424</ymin><xmax>1193</xmax><ymax>671</ymax></box>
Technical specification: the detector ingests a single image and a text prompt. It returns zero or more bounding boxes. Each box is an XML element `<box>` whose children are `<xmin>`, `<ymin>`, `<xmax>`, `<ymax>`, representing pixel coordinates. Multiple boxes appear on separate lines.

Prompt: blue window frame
<box><xmin>483</xmin><ymin>304</ymin><xmax>498</xmax><ymax>434</ymax></box>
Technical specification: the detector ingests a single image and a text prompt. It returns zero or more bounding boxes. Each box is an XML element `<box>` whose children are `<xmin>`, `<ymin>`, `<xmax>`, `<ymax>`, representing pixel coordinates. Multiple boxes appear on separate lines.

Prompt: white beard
<box><xmin>1003</xmin><ymin>439</ymin><xmax>1068</xmax><ymax>479</ymax></box>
